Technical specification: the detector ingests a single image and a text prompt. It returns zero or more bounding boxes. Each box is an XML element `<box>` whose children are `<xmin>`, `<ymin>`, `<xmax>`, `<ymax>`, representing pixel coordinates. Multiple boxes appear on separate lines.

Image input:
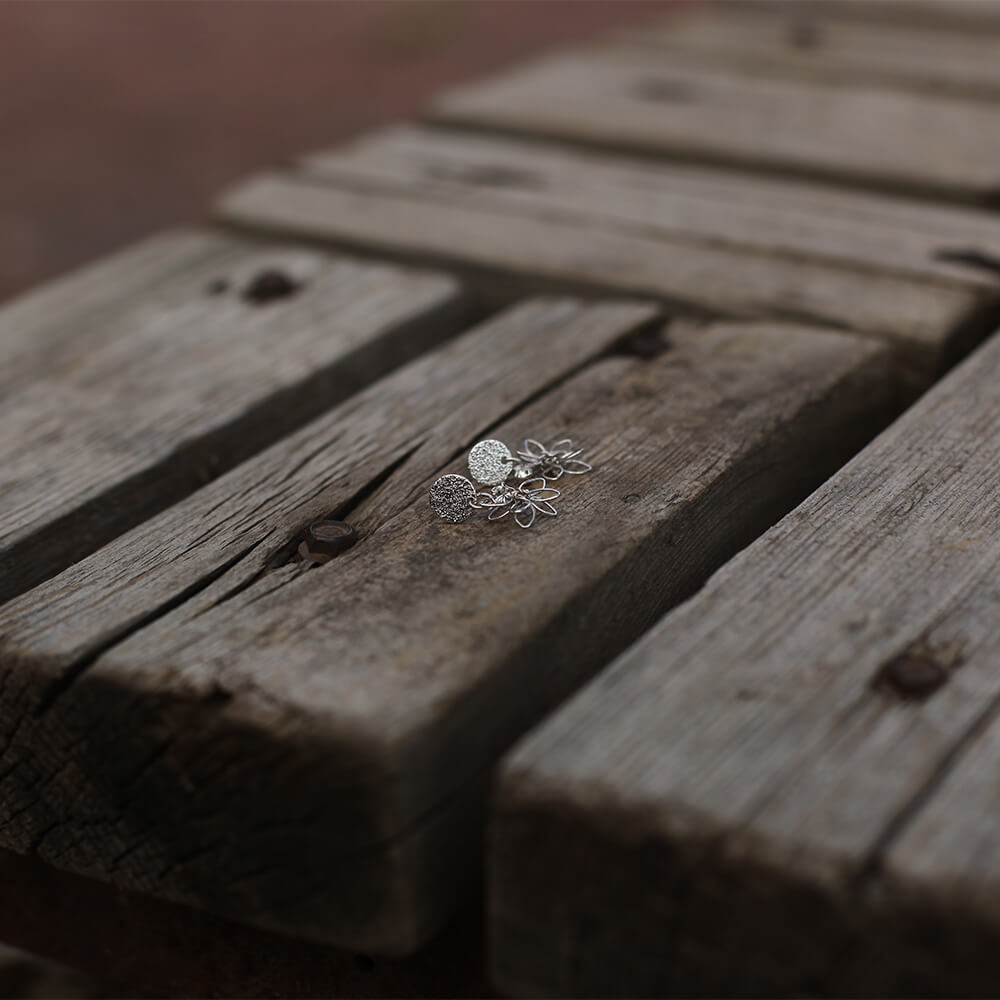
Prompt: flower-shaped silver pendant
<box><xmin>471</xmin><ymin>478</ymin><xmax>560</xmax><ymax>529</ymax></box>
<box><xmin>512</xmin><ymin>439</ymin><xmax>592</xmax><ymax>480</ymax></box>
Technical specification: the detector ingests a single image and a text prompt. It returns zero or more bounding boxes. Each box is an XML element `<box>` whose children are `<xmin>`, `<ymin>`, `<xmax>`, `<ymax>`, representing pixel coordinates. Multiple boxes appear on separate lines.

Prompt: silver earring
<box><xmin>472</xmin><ymin>477</ymin><xmax>560</xmax><ymax>529</ymax></box>
<box><xmin>429</xmin><ymin>436</ymin><xmax>591</xmax><ymax>529</ymax></box>
<box><xmin>468</xmin><ymin>439</ymin><xmax>516</xmax><ymax>487</ymax></box>
<box><xmin>512</xmin><ymin>438</ymin><xmax>592</xmax><ymax>480</ymax></box>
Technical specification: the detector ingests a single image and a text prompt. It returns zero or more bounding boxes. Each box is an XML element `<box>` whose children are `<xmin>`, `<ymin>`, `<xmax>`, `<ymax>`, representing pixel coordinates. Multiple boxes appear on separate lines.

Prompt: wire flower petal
<box><xmin>520</xmin><ymin>439</ymin><xmax>547</xmax><ymax>460</ymax></box>
<box><xmin>515</xmin><ymin>439</ymin><xmax>592</xmax><ymax>481</ymax></box>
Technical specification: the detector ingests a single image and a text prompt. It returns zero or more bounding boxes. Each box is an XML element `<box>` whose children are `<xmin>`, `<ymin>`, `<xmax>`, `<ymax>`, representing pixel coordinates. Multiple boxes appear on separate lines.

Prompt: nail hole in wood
<box><xmin>933</xmin><ymin>248</ymin><xmax>1000</xmax><ymax>279</ymax></box>
<box><xmin>610</xmin><ymin>323</ymin><xmax>670</xmax><ymax>360</ymax></box>
<box><xmin>873</xmin><ymin>641</ymin><xmax>964</xmax><ymax>702</ymax></box>
<box><xmin>241</xmin><ymin>269</ymin><xmax>302</xmax><ymax>305</ymax></box>
<box><xmin>297</xmin><ymin>520</ymin><xmax>358</xmax><ymax>565</ymax></box>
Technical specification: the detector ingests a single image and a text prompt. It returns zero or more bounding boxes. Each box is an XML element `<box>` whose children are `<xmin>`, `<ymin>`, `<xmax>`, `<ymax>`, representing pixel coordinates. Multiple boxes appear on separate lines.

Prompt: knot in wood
<box><xmin>242</xmin><ymin>269</ymin><xmax>300</xmax><ymax>304</ymax></box>
<box><xmin>298</xmin><ymin>520</ymin><xmax>358</xmax><ymax>564</ymax></box>
<box><xmin>878</xmin><ymin>649</ymin><xmax>949</xmax><ymax>700</ymax></box>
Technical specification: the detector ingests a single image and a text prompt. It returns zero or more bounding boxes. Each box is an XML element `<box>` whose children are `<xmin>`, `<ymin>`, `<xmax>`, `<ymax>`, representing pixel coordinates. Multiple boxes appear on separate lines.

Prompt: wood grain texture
<box><xmin>491</xmin><ymin>324</ymin><xmax>1000</xmax><ymax>997</ymax></box>
<box><xmin>622</xmin><ymin>9</ymin><xmax>1000</xmax><ymax>99</ymax></box>
<box><xmin>0</xmin><ymin>229</ymin><xmax>469</xmax><ymax>604</ymax></box>
<box><xmin>218</xmin><ymin>126</ymin><xmax>1000</xmax><ymax>390</ymax></box>
<box><xmin>0</xmin><ymin>298</ymin><xmax>660</xmax><ymax>953</ymax></box>
<box><xmin>0</xmin><ymin>229</ymin><xmax>226</xmax><ymax>392</ymax></box>
<box><xmin>0</xmin><ymin>305</ymin><xmax>892</xmax><ymax>955</ymax></box>
<box><xmin>429</xmin><ymin>45</ymin><xmax>1000</xmax><ymax>203</ymax></box>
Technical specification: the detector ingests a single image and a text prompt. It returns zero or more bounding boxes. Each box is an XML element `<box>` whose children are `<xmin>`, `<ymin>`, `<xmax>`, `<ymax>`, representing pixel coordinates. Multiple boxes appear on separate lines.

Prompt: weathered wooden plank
<box><xmin>0</xmin><ymin>297</ymin><xmax>660</xmax><ymax>950</ymax></box>
<box><xmin>490</xmin><ymin>324</ymin><xmax>1000</xmax><ymax>997</ymax></box>
<box><xmin>621</xmin><ymin>9</ymin><xmax>1000</xmax><ymax>99</ymax></box>
<box><xmin>742</xmin><ymin>0</ymin><xmax>1000</xmax><ymax>35</ymax></box>
<box><xmin>428</xmin><ymin>45</ymin><xmax>1000</xmax><ymax>203</ymax></box>
<box><xmin>0</xmin><ymin>304</ymin><xmax>891</xmax><ymax>955</ymax></box>
<box><xmin>0</xmin><ymin>229</ymin><xmax>469</xmax><ymax>604</ymax></box>
<box><xmin>302</xmin><ymin>126</ymin><xmax>1000</xmax><ymax>288</ymax></box>
<box><xmin>0</xmin><ymin>228</ymin><xmax>225</xmax><ymax>392</ymax></box>
<box><xmin>0</xmin><ymin>297</ymin><xmax>655</xmax><ymax>681</ymax></box>
<box><xmin>218</xmin><ymin>127</ymin><xmax>1000</xmax><ymax>391</ymax></box>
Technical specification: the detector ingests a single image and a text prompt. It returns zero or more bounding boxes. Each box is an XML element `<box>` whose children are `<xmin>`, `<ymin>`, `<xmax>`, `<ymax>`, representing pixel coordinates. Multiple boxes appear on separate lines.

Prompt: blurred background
<box><xmin>0</xmin><ymin>0</ymin><xmax>677</xmax><ymax>305</ymax></box>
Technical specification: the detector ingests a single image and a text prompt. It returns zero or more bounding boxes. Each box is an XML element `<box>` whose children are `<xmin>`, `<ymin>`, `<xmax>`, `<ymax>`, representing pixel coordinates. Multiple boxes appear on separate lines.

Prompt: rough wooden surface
<box><xmin>0</xmin><ymin>302</ymin><xmax>892</xmax><ymax>955</ymax></box>
<box><xmin>0</xmin><ymin>229</ymin><xmax>222</xmax><ymax>392</ymax></box>
<box><xmin>218</xmin><ymin>126</ymin><xmax>1000</xmax><ymax>389</ymax></box>
<box><xmin>491</xmin><ymin>323</ymin><xmax>1000</xmax><ymax>997</ymax></box>
<box><xmin>622</xmin><ymin>9</ymin><xmax>1000</xmax><ymax>99</ymax></box>
<box><xmin>428</xmin><ymin>45</ymin><xmax>1000</xmax><ymax>203</ymax></box>
<box><xmin>0</xmin><ymin>229</ymin><xmax>469</xmax><ymax>605</ymax></box>
<box><xmin>0</xmin><ymin>298</ymin><xmax>660</xmax><ymax>956</ymax></box>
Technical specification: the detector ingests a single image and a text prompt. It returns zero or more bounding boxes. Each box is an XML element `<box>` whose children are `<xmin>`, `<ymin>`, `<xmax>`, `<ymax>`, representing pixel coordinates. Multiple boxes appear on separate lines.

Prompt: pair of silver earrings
<box><xmin>429</xmin><ymin>437</ymin><xmax>592</xmax><ymax>529</ymax></box>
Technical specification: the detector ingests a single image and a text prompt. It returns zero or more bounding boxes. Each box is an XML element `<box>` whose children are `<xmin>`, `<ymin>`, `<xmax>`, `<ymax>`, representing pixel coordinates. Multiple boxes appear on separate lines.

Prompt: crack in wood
<box><xmin>31</xmin><ymin>537</ymin><xmax>269</xmax><ymax>719</ymax></box>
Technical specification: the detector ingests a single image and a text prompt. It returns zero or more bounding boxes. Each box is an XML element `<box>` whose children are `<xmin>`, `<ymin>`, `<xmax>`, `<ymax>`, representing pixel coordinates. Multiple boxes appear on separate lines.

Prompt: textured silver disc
<box><xmin>468</xmin><ymin>439</ymin><xmax>513</xmax><ymax>486</ymax></box>
<box><xmin>429</xmin><ymin>474</ymin><xmax>476</xmax><ymax>522</ymax></box>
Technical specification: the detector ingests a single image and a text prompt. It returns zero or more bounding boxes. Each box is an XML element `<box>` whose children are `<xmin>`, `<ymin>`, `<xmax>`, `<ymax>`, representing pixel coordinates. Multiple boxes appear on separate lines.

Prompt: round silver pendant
<box><xmin>468</xmin><ymin>439</ymin><xmax>513</xmax><ymax>486</ymax></box>
<box><xmin>429</xmin><ymin>474</ymin><xmax>476</xmax><ymax>522</ymax></box>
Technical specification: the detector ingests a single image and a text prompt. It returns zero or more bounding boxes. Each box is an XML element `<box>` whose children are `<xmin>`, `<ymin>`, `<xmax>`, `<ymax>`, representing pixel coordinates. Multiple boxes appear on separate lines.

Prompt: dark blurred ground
<box><xmin>0</xmin><ymin>0</ymin><xmax>677</xmax><ymax>304</ymax></box>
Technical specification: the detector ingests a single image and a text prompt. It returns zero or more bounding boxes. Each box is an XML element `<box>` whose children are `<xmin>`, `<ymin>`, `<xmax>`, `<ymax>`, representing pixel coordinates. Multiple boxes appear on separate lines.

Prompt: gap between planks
<box><xmin>217</xmin><ymin>124</ymin><xmax>1000</xmax><ymax>395</ymax></box>
<box><xmin>426</xmin><ymin>41</ymin><xmax>1000</xmax><ymax>205</ymax></box>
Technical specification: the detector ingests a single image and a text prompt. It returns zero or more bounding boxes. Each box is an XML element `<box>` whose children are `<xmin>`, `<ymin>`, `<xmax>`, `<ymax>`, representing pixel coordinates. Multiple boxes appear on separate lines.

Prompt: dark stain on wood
<box><xmin>424</xmin><ymin>161</ymin><xmax>542</xmax><ymax>190</ymax></box>
<box><xmin>610</xmin><ymin>320</ymin><xmax>670</xmax><ymax>360</ymax></box>
<box><xmin>242</xmin><ymin>268</ymin><xmax>301</xmax><ymax>304</ymax></box>
<box><xmin>787</xmin><ymin>20</ymin><xmax>824</xmax><ymax>50</ymax></box>
<box><xmin>873</xmin><ymin>641</ymin><xmax>965</xmax><ymax>701</ymax></box>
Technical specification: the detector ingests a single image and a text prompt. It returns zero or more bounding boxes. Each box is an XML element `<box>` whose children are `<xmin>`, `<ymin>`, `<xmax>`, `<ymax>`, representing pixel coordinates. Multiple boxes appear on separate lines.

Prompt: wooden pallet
<box><xmin>3</xmin><ymin>1</ymin><xmax>1000</xmax><ymax>995</ymax></box>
